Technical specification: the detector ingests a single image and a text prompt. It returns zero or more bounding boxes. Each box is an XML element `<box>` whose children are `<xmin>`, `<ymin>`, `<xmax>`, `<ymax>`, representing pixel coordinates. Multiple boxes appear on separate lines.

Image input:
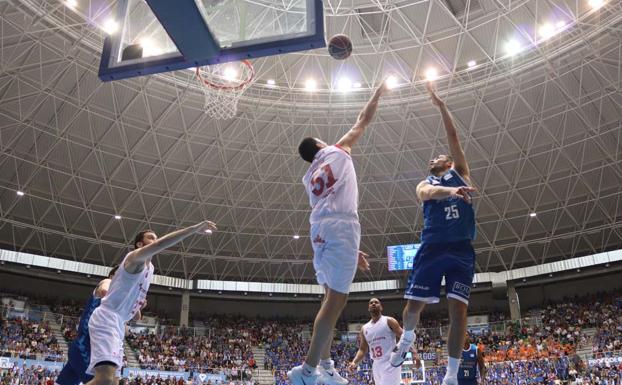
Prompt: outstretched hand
<box><xmin>195</xmin><ymin>220</ymin><xmax>218</xmax><ymax>233</ymax></box>
<box><xmin>450</xmin><ymin>186</ymin><xmax>476</xmax><ymax>203</ymax></box>
<box><xmin>426</xmin><ymin>81</ymin><xmax>445</xmax><ymax>107</ymax></box>
<box><xmin>357</xmin><ymin>251</ymin><xmax>371</xmax><ymax>272</ymax></box>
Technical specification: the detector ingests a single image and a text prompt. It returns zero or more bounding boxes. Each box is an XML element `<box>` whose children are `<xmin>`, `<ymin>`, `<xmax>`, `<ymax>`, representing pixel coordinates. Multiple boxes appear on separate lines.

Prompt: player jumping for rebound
<box><xmin>347</xmin><ymin>298</ymin><xmax>403</xmax><ymax>385</ymax></box>
<box><xmin>389</xmin><ymin>82</ymin><xmax>477</xmax><ymax>385</ymax></box>
<box><xmin>288</xmin><ymin>81</ymin><xmax>389</xmax><ymax>385</ymax></box>
<box><xmin>84</xmin><ymin>221</ymin><xmax>217</xmax><ymax>385</ymax></box>
<box><xmin>55</xmin><ymin>266</ymin><xmax>118</xmax><ymax>385</ymax></box>
<box><xmin>458</xmin><ymin>333</ymin><xmax>486</xmax><ymax>385</ymax></box>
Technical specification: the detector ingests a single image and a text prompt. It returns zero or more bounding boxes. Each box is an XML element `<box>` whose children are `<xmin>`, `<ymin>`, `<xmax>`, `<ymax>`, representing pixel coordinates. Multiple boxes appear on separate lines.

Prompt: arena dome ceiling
<box><xmin>0</xmin><ymin>0</ymin><xmax>621</xmax><ymax>283</ymax></box>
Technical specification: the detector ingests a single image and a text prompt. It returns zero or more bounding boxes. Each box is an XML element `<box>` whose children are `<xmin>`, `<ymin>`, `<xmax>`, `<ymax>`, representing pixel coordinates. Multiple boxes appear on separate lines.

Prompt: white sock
<box><xmin>302</xmin><ymin>363</ymin><xmax>317</xmax><ymax>376</ymax></box>
<box><xmin>320</xmin><ymin>359</ymin><xmax>334</xmax><ymax>370</ymax></box>
<box><xmin>445</xmin><ymin>356</ymin><xmax>460</xmax><ymax>378</ymax></box>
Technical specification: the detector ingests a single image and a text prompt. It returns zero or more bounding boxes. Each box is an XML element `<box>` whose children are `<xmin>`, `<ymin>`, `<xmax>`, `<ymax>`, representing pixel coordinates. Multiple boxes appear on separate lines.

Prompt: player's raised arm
<box><xmin>337</xmin><ymin>81</ymin><xmax>389</xmax><ymax>153</ymax></box>
<box><xmin>426</xmin><ymin>82</ymin><xmax>470</xmax><ymax>179</ymax></box>
<box><xmin>416</xmin><ymin>180</ymin><xmax>476</xmax><ymax>203</ymax></box>
<box><xmin>125</xmin><ymin>221</ymin><xmax>217</xmax><ymax>273</ymax></box>
<box><xmin>347</xmin><ymin>328</ymin><xmax>370</xmax><ymax>372</ymax></box>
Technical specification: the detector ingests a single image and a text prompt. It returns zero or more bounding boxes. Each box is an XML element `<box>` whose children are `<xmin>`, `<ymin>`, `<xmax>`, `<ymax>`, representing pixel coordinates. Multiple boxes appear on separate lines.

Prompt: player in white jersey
<box><xmin>84</xmin><ymin>220</ymin><xmax>217</xmax><ymax>385</ymax></box>
<box><xmin>287</xmin><ymin>81</ymin><xmax>389</xmax><ymax>385</ymax></box>
<box><xmin>348</xmin><ymin>298</ymin><xmax>403</xmax><ymax>385</ymax></box>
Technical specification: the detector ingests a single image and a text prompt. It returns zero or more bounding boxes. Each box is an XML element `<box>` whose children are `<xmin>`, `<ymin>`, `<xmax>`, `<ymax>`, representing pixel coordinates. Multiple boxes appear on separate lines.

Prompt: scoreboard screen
<box><xmin>387</xmin><ymin>243</ymin><xmax>421</xmax><ymax>271</ymax></box>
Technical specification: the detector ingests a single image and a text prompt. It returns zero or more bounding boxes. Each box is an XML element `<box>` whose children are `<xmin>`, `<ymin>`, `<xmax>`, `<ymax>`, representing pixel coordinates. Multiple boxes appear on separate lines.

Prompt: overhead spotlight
<box><xmin>529</xmin><ymin>212</ymin><xmax>537</xmax><ymax>217</ymax></box>
<box><xmin>65</xmin><ymin>0</ymin><xmax>77</xmax><ymax>9</ymax></box>
<box><xmin>588</xmin><ymin>0</ymin><xmax>604</xmax><ymax>9</ymax></box>
<box><xmin>102</xmin><ymin>19</ymin><xmax>118</xmax><ymax>35</ymax></box>
<box><xmin>305</xmin><ymin>78</ymin><xmax>317</xmax><ymax>91</ymax></box>
<box><xmin>385</xmin><ymin>75</ymin><xmax>398</xmax><ymax>89</ymax></box>
<box><xmin>467</xmin><ymin>60</ymin><xmax>477</xmax><ymax>68</ymax></box>
<box><xmin>352</xmin><ymin>82</ymin><xmax>362</xmax><ymax>89</ymax></box>
<box><xmin>205</xmin><ymin>229</ymin><xmax>213</xmax><ymax>234</ymax></box>
<box><xmin>556</xmin><ymin>21</ymin><xmax>567</xmax><ymax>29</ymax></box>
<box><xmin>539</xmin><ymin>23</ymin><xmax>556</xmax><ymax>40</ymax></box>
<box><xmin>16</xmin><ymin>190</ymin><xmax>25</xmax><ymax>196</ymax></box>
<box><xmin>424</xmin><ymin>68</ymin><xmax>438</xmax><ymax>81</ymax></box>
<box><xmin>293</xmin><ymin>235</ymin><xmax>300</xmax><ymax>240</ymax></box>
<box><xmin>505</xmin><ymin>39</ymin><xmax>523</xmax><ymax>56</ymax></box>
<box><xmin>337</xmin><ymin>77</ymin><xmax>352</xmax><ymax>92</ymax></box>
<box><xmin>114</xmin><ymin>215</ymin><xmax>122</xmax><ymax>220</ymax></box>
<box><xmin>266</xmin><ymin>79</ymin><xmax>276</xmax><ymax>86</ymax></box>
<box><xmin>223</xmin><ymin>67</ymin><xmax>238</xmax><ymax>81</ymax></box>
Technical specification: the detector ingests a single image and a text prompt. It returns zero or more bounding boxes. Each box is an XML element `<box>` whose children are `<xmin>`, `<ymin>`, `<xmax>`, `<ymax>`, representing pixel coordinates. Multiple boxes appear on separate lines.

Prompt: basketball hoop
<box><xmin>195</xmin><ymin>60</ymin><xmax>255</xmax><ymax>120</ymax></box>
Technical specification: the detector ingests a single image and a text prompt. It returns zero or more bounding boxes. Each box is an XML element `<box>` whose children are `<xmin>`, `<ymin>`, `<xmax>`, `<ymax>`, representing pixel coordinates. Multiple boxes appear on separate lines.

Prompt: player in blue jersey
<box><xmin>390</xmin><ymin>82</ymin><xmax>477</xmax><ymax>385</ymax></box>
<box><xmin>458</xmin><ymin>333</ymin><xmax>486</xmax><ymax>385</ymax></box>
<box><xmin>55</xmin><ymin>266</ymin><xmax>119</xmax><ymax>385</ymax></box>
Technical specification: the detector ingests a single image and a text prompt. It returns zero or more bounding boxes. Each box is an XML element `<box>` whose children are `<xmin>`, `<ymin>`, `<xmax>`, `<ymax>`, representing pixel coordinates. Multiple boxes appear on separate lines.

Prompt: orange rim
<box><xmin>196</xmin><ymin>60</ymin><xmax>255</xmax><ymax>91</ymax></box>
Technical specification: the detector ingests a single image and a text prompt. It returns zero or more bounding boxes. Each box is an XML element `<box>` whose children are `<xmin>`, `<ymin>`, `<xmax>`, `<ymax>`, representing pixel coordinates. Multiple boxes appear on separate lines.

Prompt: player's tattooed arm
<box><xmin>426</xmin><ymin>82</ymin><xmax>471</xmax><ymax>181</ymax></box>
<box><xmin>416</xmin><ymin>180</ymin><xmax>476</xmax><ymax>203</ymax></box>
<box><xmin>125</xmin><ymin>221</ymin><xmax>217</xmax><ymax>274</ymax></box>
<box><xmin>337</xmin><ymin>80</ymin><xmax>389</xmax><ymax>153</ymax></box>
<box><xmin>347</xmin><ymin>328</ymin><xmax>369</xmax><ymax>372</ymax></box>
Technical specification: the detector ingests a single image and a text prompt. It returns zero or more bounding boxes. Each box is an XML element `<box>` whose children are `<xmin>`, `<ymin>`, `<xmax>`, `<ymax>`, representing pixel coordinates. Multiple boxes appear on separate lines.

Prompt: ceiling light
<box><xmin>102</xmin><ymin>19</ymin><xmax>118</xmax><ymax>35</ymax></box>
<box><xmin>353</xmin><ymin>82</ymin><xmax>362</xmax><ymax>88</ymax></box>
<box><xmin>505</xmin><ymin>39</ymin><xmax>523</xmax><ymax>56</ymax></box>
<box><xmin>385</xmin><ymin>75</ymin><xmax>398</xmax><ymax>89</ymax></box>
<box><xmin>266</xmin><ymin>79</ymin><xmax>276</xmax><ymax>86</ymax></box>
<box><xmin>305</xmin><ymin>78</ymin><xmax>317</xmax><ymax>91</ymax></box>
<box><xmin>529</xmin><ymin>212</ymin><xmax>537</xmax><ymax>217</ymax></box>
<box><xmin>424</xmin><ymin>68</ymin><xmax>438</xmax><ymax>81</ymax></box>
<box><xmin>114</xmin><ymin>215</ymin><xmax>121</xmax><ymax>220</ymax></box>
<box><xmin>539</xmin><ymin>23</ymin><xmax>556</xmax><ymax>40</ymax></box>
<box><xmin>223</xmin><ymin>67</ymin><xmax>238</xmax><ymax>81</ymax></box>
<box><xmin>556</xmin><ymin>21</ymin><xmax>566</xmax><ymax>29</ymax></box>
<box><xmin>337</xmin><ymin>77</ymin><xmax>352</xmax><ymax>92</ymax></box>
<box><xmin>65</xmin><ymin>0</ymin><xmax>77</xmax><ymax>9</ymax></box>
<box><xmin>16</xmin><ymin>191</ymin><xmax>25</xmax><ymax>196</ymax></box>
<box><xmin>205</xmin><ymin>229</ymin><xmax>213</xmax><ymax>234</ymax></box>
<box><xmin>588</xmin><ymin>0</ymin><xmax>604</xmax><ymax>9</ymax></box>
<box><xmin>467</xmin><ymin>60</ymin><xmax>477</xmax><ymax>68</ymax></box>
<box><xmin>293</xmin><ymin>235</ymin><xmax>300</xmax><ymax>240</ymax></box>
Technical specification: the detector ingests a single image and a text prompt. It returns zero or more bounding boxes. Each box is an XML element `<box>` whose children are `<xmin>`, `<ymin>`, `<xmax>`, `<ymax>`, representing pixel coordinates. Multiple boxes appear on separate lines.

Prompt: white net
<box><xmin>196</xmin><ymin>60</ymin><xmax>254</xmax><ymax>120</ymax></box>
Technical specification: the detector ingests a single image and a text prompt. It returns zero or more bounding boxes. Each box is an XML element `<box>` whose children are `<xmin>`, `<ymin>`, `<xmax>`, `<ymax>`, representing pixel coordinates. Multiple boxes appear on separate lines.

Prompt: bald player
<box><xmin>348</xmin><ymin>298</ymin><xmax>403</xmax><ymax>385</ymax></box>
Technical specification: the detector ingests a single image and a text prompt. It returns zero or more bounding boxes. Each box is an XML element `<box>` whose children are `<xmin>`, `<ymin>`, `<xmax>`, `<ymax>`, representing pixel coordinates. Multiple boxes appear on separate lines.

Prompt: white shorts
<box><xmin>372</xmin><ymin>360</ymin><xmax>402</xmax><ymax>385</ymax></box>
<box><xmin>310</xmin><ymin>216</ymin><xmax>361</xmax><ymax>294</ymax></box>
<box><xmin>86</xmin><ymin>307</ymin><xmax>124</xmax><ymax>376</ymax></box>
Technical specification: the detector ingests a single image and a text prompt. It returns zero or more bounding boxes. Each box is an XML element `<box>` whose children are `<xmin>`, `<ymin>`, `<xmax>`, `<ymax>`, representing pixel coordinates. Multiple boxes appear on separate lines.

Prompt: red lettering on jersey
<box><xmin>311</xmin><ymin>164</ymin><xmax>337</xmax><ymax>196</ymax></box>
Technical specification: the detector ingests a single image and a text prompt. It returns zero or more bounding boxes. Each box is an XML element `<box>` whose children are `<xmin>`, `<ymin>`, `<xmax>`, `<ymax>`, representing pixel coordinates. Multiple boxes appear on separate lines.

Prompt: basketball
<box><xmin>328</xmin><ymin>34</ymin><xmax>353</xmax><ymax>60</ymax></box>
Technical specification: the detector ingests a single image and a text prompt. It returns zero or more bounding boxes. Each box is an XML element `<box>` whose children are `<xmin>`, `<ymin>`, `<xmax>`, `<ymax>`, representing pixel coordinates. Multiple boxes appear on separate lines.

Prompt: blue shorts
<box><xmin>56</xmin><ymin>340</ymin><xmax>93</xmax><ymax>385</ymax></box>
<box><xmin>458</xmin><ymin>379</ymin><xmax>478</xmax><ymax>385</ymax></box>
<box><xmin>404</xmin><ymin>240</ymin><xmax>475</xmax><ymax>304</ymax></box>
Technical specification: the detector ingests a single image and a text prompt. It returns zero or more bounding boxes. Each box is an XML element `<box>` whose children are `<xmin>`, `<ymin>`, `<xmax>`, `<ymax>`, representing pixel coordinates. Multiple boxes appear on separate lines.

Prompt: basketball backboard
<box><xmin>98</xmin><ymin>0</ymin><xmax>325</xmax><ymax>81</ymax></box>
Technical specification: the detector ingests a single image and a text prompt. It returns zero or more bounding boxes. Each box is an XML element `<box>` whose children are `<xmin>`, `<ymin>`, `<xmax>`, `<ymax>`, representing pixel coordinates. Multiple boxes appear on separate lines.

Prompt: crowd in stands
<box><xmin>125</xmin><ymin>320</ymin><xmax>259</xmax><ymax>379</ymax></box>
<box><xmin>0</xmin><ymin>365</ymin><xmax>59</xmax><ymax>385</ymax></box>
<box><xmin>0</xmin><ymin>319</ymin><xmax>63</xmax><ymax>362</ymax></box>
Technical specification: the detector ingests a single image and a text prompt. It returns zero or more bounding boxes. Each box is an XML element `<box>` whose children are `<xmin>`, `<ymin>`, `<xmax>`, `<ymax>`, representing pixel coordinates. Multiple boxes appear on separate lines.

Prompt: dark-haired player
<box><xmin>84</xmin><ymin>221</ymin><xmax>217</xmax><ymax>385</ymax></box>
<box><xmin>390</xmin><ymin>82</ymin><xmax>477</xmax><ymax>385</ymax></box>
<box><xmin>287</xmin><ymin>81</ymin><xmax>389</xmax><ymax>385</ymax></box>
